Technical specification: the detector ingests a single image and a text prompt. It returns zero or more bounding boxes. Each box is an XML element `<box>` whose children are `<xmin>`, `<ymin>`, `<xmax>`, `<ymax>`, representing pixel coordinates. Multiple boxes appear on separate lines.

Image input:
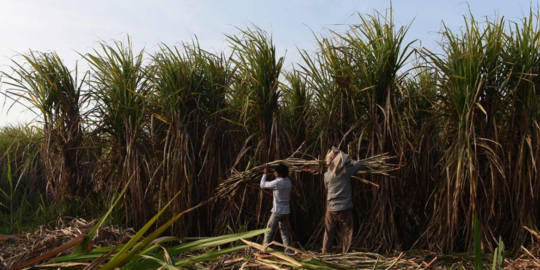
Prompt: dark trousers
<box><xmin>322</xmin><ymin>209</ymin><xmax>353</xmax><ymax>254</ymax></box>
<box><xmin>263</xmin><ymin>213</ymin><xmax>291</xmax><ymax>249</ymax></box>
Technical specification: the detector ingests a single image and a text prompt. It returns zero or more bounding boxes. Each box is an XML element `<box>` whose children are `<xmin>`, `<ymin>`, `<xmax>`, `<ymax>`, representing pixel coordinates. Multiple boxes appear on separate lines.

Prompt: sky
<box><xmin>0</xmin><ymin>0</ymin><xmax>538</xmax><ymax>126</ymax></box>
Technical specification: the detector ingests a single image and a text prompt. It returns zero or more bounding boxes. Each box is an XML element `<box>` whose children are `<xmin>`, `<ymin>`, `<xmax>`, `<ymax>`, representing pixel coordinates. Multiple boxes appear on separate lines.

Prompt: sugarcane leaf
<box><xmin>71</xmin><ymin>176</ymin><xmax>133</xmax><ymax>255</ymax></box>
<box><xmin>98</xmin><ymin>191</ymin><xmax>183</xmax><ymax>270</ymax></box>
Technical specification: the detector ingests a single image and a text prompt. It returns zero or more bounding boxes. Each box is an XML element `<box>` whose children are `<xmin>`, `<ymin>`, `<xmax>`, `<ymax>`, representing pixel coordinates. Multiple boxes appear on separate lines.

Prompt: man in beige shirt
<box><xmin>322</xmin><ymin>147</ymin><xmax>362</xmax><ymax>254</ymax></box>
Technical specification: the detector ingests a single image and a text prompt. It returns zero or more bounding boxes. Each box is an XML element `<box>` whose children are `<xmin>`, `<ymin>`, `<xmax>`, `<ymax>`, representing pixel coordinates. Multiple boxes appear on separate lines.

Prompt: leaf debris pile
<box><xmin>0</xmin><ymin>218</ymin><xmax>134</xmax><ymax>269</ymax></box>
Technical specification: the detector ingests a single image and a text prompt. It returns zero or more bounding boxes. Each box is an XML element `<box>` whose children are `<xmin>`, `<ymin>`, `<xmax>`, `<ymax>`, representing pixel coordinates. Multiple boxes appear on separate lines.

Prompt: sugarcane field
<box><xmin>4</xmin><ymin>1</ymin><xmax>540</xmax><ymax>269</ymax></box>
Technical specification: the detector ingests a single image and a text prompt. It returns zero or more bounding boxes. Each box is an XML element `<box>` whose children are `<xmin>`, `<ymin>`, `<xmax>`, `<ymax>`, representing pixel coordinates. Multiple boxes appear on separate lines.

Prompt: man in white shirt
<box><xmin>260</xmin><ymin>164</ymin><xmax>293</xmax><ymax>254</ymax></box>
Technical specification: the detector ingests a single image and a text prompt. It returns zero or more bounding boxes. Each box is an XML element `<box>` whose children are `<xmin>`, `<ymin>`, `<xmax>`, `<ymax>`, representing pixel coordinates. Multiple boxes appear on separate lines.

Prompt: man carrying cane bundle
<box><xmin>322</xmin><ymin>147</ymin><xmax>363</xmax><ymax>254</ymax></box>
<box><xmin>260</xmin><ymin>164</ymin><xmax>294</xmax><ymax>254</ymax></box>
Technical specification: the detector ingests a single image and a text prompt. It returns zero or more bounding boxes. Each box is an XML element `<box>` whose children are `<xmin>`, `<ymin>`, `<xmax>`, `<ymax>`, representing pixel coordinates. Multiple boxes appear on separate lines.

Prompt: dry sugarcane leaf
<box><xmin>241</xmin><ymin>239</ymin><xmax>302</xmax><ymax>267</ymax></box>
<box><xmin>351</xmin><ymin>176</ymin><xmax>380</xmax><ymax>188</ymax></box>
<box><xmin>524</xmin><ymin>226</ymin><xmax>540</xmax><ymax>241</ymax></box>
<box><xmin>0</xmin><ymin>234</ymin><xmax>24</xmax><ymax>241</ymax></box>
<box><xmin>9</xmin><ymin>234</ymin><xmax>86</xmax><ymax>270</ymax></box>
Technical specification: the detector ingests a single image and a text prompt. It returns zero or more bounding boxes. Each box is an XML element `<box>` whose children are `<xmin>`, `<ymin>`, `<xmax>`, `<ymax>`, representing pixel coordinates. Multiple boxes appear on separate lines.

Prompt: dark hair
<box><xmin>274</xmin><ymin>164</ymin><xmax>289</xmax><ymax>178</ymax></box>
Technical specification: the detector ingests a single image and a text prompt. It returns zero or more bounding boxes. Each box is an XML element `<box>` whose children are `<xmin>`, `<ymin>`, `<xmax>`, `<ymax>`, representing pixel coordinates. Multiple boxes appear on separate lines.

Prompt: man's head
<box><xmin>325</xmin><ymin>147</ymin><xmax>350</xmax><ymax>178</ymax></box>
<box><xmin>274</xmin><ymin>164</ymin><xmax>289</xmax><ymax>178</ymax></box>
<box><xmin>326</xmin><ymin>147</ymin><xmax>350</xmax><ymax>166</ymax></box>
<box><xmin>325</xmin><ymin>148</ymin><xmax>339</xmax><ymax>167</ymax></box>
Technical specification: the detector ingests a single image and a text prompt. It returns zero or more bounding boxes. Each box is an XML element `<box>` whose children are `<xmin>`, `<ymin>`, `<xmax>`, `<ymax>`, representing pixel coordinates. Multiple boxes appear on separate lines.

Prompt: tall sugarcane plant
<box><xmin>300</xmin><ymin>9</ymin><xmax>415</xmax><ymax>250</ymax></box>
<box><xmin>421</xmin><ymin>14</ymin><xmax>507</xmax><ymax>252</ymax></box>
<box><xmin>343</xmin><ymin>10</ymin><xmax>414</xmax><ymax>251</ymax></box>
<box><xmin>393</xmin><ymin>65</ymin><xmax>442</xmax><ymax>248</ymax></box>
<box><xmin>4</xmin><ymin>52</ymin><xmax>86</xmax><ymax>201</ymax></box>
<box><xmin>223</xmin><ymin>26</ymin><xmax>292</xmax><ymax>231</ymax></box>
<box><xmin>148</xmin><ymin>41</ymin><xmax>233</xmax><ymax>235</ymax></box>
<box><xmin>501</xmin><ymin>9</ymin><xmax>540</xmax><ymax>247</ymax></box>
<box><xmin>83</xmin><ymin>38</ymin><xmax>153</xmax><ymax>227</ymax></box>
<box><xmin>300</xmin><ymin>33</ymin><xmax>362</xmax><ymax>150</ymax></box>
<box><xmin>227</xmin><ymin>26</ymin><xmax>290</xmax><ymax>161</ymax></box>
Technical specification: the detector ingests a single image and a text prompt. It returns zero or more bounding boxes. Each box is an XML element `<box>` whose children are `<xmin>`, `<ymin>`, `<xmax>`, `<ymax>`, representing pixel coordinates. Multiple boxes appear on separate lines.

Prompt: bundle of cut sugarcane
<box><xmin>214</xmin><ymin>153</ymin><xmax>399</xmax><ymax>198</ymax></box>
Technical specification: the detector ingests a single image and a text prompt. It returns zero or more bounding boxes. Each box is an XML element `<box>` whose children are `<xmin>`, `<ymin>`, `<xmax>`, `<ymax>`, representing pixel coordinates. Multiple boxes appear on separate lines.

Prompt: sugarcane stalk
<box><xmin>214</xmin><ymin>154</ymin><xmax>400</xmax><ymax>198</ymax></box>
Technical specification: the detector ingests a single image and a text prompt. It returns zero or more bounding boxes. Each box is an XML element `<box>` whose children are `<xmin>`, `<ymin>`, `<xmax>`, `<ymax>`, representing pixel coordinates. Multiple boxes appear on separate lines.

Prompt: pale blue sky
<box><xmin>0</xmin><ymin>0</ymin><xmax>537</xmax><ymax>126</ymax></box>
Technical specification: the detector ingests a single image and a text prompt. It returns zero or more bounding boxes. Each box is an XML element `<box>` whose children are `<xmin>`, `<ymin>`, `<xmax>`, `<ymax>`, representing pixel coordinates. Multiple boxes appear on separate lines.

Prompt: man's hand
<box><xmin>263</xmin><ymin>166</ymin><xmax>269</xmax><ymax>175</ymax></box>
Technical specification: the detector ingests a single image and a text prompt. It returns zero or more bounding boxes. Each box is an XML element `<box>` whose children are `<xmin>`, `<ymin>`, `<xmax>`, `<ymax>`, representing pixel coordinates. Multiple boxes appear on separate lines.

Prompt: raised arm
<box><xmin>323</xmin><ymin>173</ymin><xmax>329</xmax><ymax>189</ymax></box>
<box><xmin>351</xmin><ymin>160</ymin><xmax>363</xmax><ymax>174</ymax></box>
<box><xmin>260</xmin><ymin>174</ymin><xmax>278</xmax><ymax>189</ymax></box>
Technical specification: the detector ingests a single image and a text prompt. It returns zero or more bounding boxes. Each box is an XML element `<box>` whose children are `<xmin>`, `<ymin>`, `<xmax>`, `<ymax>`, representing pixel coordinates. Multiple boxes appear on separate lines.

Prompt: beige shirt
<box><xmin>324</xmin><ymin>161</ymin><xmax>362</xmax><ymax>212</ymax></box>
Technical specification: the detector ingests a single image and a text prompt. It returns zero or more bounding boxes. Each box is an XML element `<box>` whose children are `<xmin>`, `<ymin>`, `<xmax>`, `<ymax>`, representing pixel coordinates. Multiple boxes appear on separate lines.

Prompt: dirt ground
<box><xmin>1</xmin><ymin>219</ymin><xmax>539</xmax><ymax>269</ymax></box>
